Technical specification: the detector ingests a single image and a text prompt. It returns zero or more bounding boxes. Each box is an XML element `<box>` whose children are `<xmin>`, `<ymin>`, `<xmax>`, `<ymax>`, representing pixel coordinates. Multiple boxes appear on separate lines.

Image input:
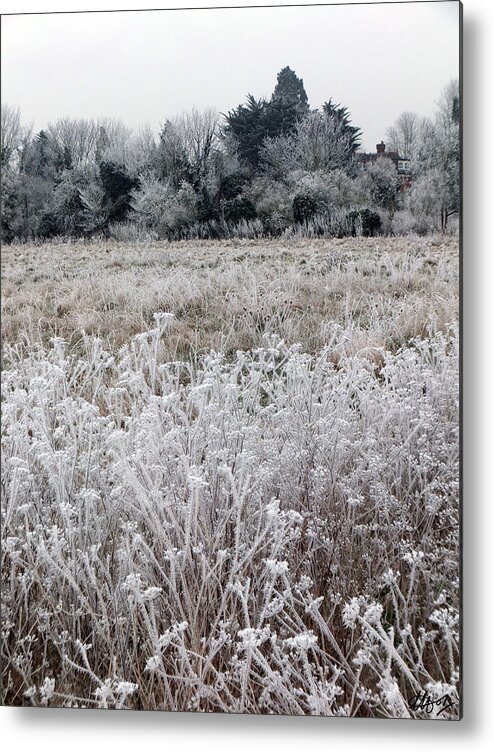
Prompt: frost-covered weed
<box><xmin>1</xmin><ymin>315</ymin><xmax>459</xmax><ymax>717</ymax></box>
<box><xmin>1</xmin><ymin>236</ymin><xmax>458</xmax><ymax>358</ymax></box>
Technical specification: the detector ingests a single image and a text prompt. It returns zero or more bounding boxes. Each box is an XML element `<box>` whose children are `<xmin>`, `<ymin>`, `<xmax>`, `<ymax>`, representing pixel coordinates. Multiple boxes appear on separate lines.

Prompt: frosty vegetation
<box><xmin>1</xmin><ymin>236</ymin><xmax>459</xmax><ymax>717</ymax></box>
<box><xmin>1</xmin><ymin>69</ymin><xmax>459</xmax><ymax>243</ymax></box>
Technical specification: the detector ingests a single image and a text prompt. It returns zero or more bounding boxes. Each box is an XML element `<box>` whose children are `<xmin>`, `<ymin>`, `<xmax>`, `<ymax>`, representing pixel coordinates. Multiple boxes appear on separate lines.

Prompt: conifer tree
<box><xmin>322</xmin><ymin>99</ymin><xmax>362</xmax><ymax>161</ymax></box>
<box><xmin>224</xmin><ymin>70</ymin><xmax>305</xmax><ymax>172</ymax></box>
<box><xmin>272</xmin><ymin>66</ymin><xmax>309</xmax><ymax>116</ymax></box>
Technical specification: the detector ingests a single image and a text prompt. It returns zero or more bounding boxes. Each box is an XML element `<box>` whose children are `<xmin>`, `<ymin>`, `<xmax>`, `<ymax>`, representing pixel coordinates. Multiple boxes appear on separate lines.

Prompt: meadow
<box><xmin>1</xmin><ymin>235</ymin><xmax>460</xmax><ymax>717</ymax></box>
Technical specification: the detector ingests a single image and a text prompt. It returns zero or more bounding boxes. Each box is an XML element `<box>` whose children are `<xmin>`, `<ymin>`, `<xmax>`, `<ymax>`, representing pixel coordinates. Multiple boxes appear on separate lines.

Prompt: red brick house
<box><xmin>357</xmin><ymin>141</ymin><xmax>412</xmax><ymax>191</ymax></box>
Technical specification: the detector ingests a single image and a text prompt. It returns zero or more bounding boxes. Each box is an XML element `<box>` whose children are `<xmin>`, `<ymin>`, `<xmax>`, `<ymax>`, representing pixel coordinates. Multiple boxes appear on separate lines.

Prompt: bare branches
<box><xmin>1</xmin><ymin>104</ymin><xmax>31</xmax><ymax>168</ymax></box>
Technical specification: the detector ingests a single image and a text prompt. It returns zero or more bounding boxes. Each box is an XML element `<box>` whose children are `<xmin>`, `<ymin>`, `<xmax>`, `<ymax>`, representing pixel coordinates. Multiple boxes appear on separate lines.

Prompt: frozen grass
<box><xmin>1</xmin><ymin>237</ymin><xmax>459</xmax><ymax>717</ymax></box>
<box><xmin>1</xmin><ymin>235</ymin><xmax>458</xmax><ymax>358</ymax></box>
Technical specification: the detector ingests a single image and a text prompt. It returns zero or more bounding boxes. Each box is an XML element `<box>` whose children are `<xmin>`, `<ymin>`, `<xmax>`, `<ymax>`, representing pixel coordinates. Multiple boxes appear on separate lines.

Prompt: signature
<box><xmin>409</xmin><ymin>690</ymin><xmax>456</xmax><ymax>716</ymax></box>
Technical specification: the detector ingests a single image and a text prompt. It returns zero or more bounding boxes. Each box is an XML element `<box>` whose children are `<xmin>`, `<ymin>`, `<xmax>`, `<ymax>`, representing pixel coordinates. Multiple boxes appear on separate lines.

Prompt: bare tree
<box><xmin>385</xmin><ymin>111</ymin><xmax>420</xmax><ymax>159</ymax></box>
<box><xmin>97</xmin><ymin>118</ymin><xmax>133</xmax><ymax>151</ymax></box>
<box><xmin>158</xmin><ymin>107</ymin><xmax>221</xmax><ymax>192</ymax></box>
<box><xmin>101</xmin><ymin>128</ymin><xmax>156</xmax><ymax>178</ymax></box>
<box><xmin>259</xmin><ymin>131</ymin><xmax>298</xmax><ymax>178</ymax></box>
<box><xmin>407</xmin><ymin>169</ymin><xmax>450</xmax><ymax>231</ymax></box>
<box><xmin>412</xmin><ymin>80</ymin><xmax>460</xmax><ymax>230</ymax></box>
<box><xmin>173</xmin><ymin>107</ymin><xmax>220</xmax><ymax>179</ymax></box>
<box><xmin>47</xmin><ymin>118</ymin><xmax>98</xmax><ymax>167</ymax></box>
<box><xmin>433</xmin><ymin>79</ymin><xmax>460</xmax><ymax>229</ymax></box>
<box><xmin>1</xmin><ymin>105</ymin><xmax>25</xmax><ymax>167</ymax></box>
<box><xmin>134</xmin><ymin>124</ymin><xmax>158</xmax><ymax>172</ymax></box>
<box><xmin>436</xmin><ymin>79</ymin><xmax>460</xmax><ymax>132</ymax></box>
<box><xmin>47</xmin><ymin>117</ymin><xmax>132</xmax><ymax>168</ymax></box>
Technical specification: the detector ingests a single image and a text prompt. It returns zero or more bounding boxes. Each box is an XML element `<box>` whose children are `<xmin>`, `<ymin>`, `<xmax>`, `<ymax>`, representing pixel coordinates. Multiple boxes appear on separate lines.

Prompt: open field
<box><xmin>1</xmin><ymin>235</ymin><xmax>458</xmax><ymax>357</ymax></box>
<box><xmin>1</xmin><ymin>236</ymin><xmax>460</xmax><ymax>716</ymax></box>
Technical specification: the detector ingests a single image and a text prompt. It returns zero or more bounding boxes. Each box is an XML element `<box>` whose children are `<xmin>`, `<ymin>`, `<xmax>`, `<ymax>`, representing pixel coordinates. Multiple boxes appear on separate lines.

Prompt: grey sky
<box><xmin>1</xmin><ymin>1</ymin><xmax>460</xmax><ymax>151</ymax></box>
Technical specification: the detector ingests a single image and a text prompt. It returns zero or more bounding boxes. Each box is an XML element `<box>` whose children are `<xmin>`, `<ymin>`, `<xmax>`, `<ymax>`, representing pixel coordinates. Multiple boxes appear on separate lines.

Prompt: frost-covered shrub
<box><xmin>284</xmin><ymin>206</ymin><xmax>385</xmax><ymax>239</ymax></box>
<box><xmin>219</xmin><ymin>170</ymin><xmax>250</xmax><ymax>201</ymax></box>
<box><xmin>324</xmin><ymin>169</ymin><xmax>357</xmax><ymax>208</ymax></box>
<box><xmin>157</xmin><ymin>181</ymin><xmax>198</xmax><ymax>239</ymax></box>
<box><xmin>222</xmin><ymin>196</ymin><xmax>257</xmax><ymax>224</ymax></box>
<box><xmin>37</xmin><ymin>211</ymin><xmax>59</xmax><ymax>239</ymax></box>
<box><xmin>327</xmin><ymin>207</ymin><xmax>359</xmax><ymax>237</ymax></box>
<box><xmin>391</xmin><ymin>209</ymin><xmax>434</xmax><ymax>236</ymax></box>
<box><xmin>227</xmin><ymin>218</ymin><xmax>264</xmax><ymax>238</ymax></box>
<box><xmin>289</xmin><ymin>171</ymin><xmax>334</xmax><ymax>216</ymax></box>
<box><xmin>346</xmin><ymin>208</ymin><xmax>382</xmax><ymax>237</ymax></box>
<box><xmin>245</xmin><ymin>177</ymin><xmax>293</xmax><ymax>235</ymax></box>
<box><xmin>1</xmin><ymin>319</ymin><xmax>459</xmax><ymax>716</ymax></box>
<box><xmin>292</xmin><ymin>191</ymin><xmax>320</xmax><ymax>223</ymax></box>
<box><xmin>80</xmin><ymin>181</ymin><xmax>107</xmax><ymax>234</ymax></box>
<box><xmin>354</xmin><ymin>158</ymin><xmax>400</xmax><ymax>213</ymax></box>
<box><xmin>130</xmin><ymin>175</ymin><xmax>169</xmax><ymax>229</ymax></box>
<box><xmin>50</xmin><ymin>171</ymin><xmax>87</xmax><ymax>236</ymax></box>
<box><xmin>289</xmin><ymin>170</ymin><xmax>358</xmax><ymax>228</ymax></box>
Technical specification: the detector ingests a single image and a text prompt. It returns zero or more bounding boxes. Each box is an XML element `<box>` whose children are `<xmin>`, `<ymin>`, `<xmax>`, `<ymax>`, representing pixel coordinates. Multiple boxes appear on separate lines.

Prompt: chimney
<box><xmin>376</xmin><ymin>141</ymin><xmax>386</xmax><ymax>154</ymax></box>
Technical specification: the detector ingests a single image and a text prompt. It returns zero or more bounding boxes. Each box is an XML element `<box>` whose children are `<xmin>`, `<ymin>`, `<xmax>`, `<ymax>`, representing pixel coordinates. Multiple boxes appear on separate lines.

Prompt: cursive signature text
<box><xmin>409</xmin><ymin>690</ymin><xmax>455</xmax><ymax>716</ymax></box>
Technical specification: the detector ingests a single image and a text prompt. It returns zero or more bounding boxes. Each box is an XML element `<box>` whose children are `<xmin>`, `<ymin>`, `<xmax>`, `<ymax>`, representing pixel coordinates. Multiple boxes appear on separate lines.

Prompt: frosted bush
<box><xmin>1</xmin><ymin>314</ymin><xmax>459</xmax><ymax>716</ymax></box>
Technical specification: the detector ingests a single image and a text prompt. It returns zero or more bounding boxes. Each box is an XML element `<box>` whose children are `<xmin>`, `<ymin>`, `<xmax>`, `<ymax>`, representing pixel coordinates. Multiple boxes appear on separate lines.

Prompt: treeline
<box><xmin>1</xmin><ymin>68</ymin><xmax>460</xmax><ymax>243</ymax></box>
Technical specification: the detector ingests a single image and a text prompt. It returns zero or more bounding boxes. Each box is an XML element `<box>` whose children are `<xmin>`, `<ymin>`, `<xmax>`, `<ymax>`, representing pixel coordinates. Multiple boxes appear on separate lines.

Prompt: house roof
<box><xmin>356</xmin><ymin>151</ymin><xmax>410</xmax><ymax>162</ymax></box>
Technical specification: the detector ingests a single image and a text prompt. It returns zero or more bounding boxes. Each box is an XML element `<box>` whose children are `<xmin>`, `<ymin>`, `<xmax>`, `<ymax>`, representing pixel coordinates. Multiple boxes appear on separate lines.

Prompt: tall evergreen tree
<box><xmin>264</xmin><ymin>97</ymin><xmax>300</xmax><ymax>140</ymax></box>
<box><xmin>99</xmin><ymin>160</ymin><xmax>139</xmax><ymax>224</ymax></box>
<box><xmin>224</xmin><ymin>92</ymin><xmax>300</xmax><ymax>171</ymax></box>
<box><xmin>223</xmin><ymin>94</ymin><xmax>269</xmax><ymax>171</ymax></box>
<box><xmin>272</xmin><ymin>66</ymin><xmax>309</xmax><ymax>115</ymax></box>
<box><xmin>224</xmin><ymin>68</ymin><xmax>309</xmax><ymax>171</ymax></box>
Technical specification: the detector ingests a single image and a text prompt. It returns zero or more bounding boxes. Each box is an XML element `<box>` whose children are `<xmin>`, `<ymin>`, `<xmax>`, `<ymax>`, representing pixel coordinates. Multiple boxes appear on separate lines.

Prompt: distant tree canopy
<box><xmin>224</xmin><ymin>69</ymin><xmax>361</xmax><ymax>175</ymax></box>
<box><xmin>1</xmin><ymin>71</ymin><xmax>459</xmax><ymax>242</ymax></box>
<box><xmin>388</xmin><ymin>79</ymin><xmax>460</xmax><ymax>230</ymax></box>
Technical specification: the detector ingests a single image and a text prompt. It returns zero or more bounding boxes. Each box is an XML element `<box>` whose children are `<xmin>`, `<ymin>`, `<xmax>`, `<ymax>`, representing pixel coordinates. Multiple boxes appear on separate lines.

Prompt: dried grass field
<box><xmin>1</xmin><ymin>235</ymin><xmax>460</xmax><ymax>717</ymax></box>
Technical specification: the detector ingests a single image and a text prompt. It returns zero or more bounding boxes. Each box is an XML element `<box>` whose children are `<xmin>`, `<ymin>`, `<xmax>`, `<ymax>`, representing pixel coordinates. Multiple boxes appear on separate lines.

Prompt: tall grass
<box><xmin>1</xmin><ymin>307</ymin><xmax>459</xmax><ymax>716</ymax></box>
<box><xmin>1</xmin><ymin>235</ymin><xmax>458</xmax><ymax>357</ymax></box>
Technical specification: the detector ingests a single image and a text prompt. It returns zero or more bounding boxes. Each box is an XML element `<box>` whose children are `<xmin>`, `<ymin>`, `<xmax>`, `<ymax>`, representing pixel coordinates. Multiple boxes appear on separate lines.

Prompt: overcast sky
<box><xmin>1</xmin><ymin>1</ymin><xmax>460</xmax><ymax>151</ymax></box>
